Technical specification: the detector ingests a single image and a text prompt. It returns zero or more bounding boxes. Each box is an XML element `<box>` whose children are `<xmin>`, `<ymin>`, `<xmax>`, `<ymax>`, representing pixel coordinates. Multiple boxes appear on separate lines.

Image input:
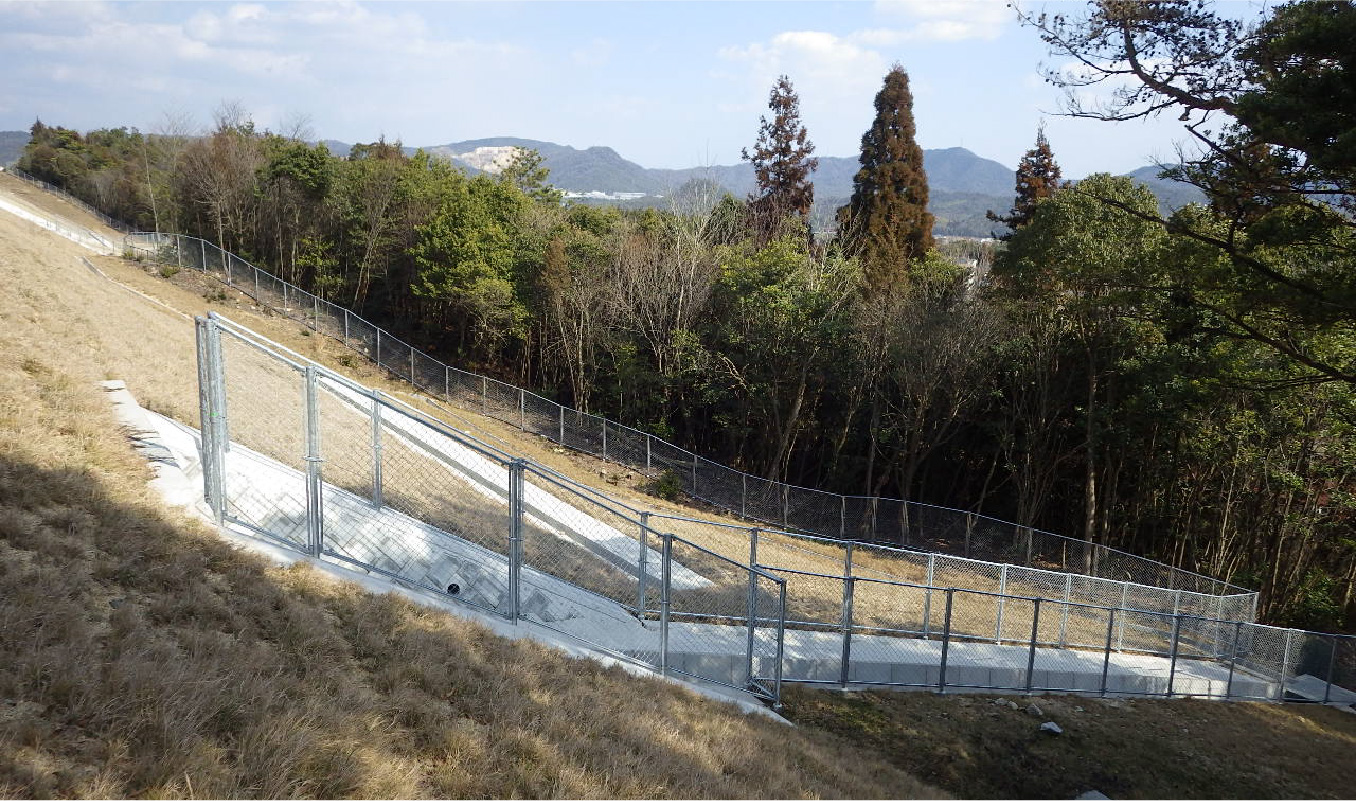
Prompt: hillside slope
<box><xmin>0</xmin><ymin>173</ymin><xmax>940</xmax><ymax>799</ymax></box>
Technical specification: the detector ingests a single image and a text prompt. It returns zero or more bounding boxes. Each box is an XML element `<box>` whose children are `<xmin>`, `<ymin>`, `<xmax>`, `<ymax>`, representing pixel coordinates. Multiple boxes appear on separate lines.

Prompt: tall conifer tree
<box><xmin>743</xmin><ymin>75</ymin><xmax>818</xmax><ymax>242</ymax></box>
<box><xmin>988</xmin><ymin>124</ymin><xmax>1062</xmax><ymax>237</ymax></box>
<box><xmin>838</xmin><ymin>64</ymin><xmax>933</xmax><ymax>293</ymax></box>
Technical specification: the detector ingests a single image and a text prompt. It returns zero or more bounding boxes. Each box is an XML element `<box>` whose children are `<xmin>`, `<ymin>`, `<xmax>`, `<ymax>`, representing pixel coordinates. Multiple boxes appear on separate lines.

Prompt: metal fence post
<box><xmin>225</xmin><ymin>252</ymin><xmax>233</xmax><ymax>286</ymax></box>
<box><xmin>742</xmin><ymin>473</ymin><xmax>747</xmax><ymax>518</ymax></box>
<box><xmin>1100</xmin><ymin>609</ymin><xmax>1116</xmax><ymax>696</ymax></box>
<box><xmin>508</xmin><ymin>459</ymin><xmax>525</xmax><ymax>623</ymax></box>
<box><xmin>375</xmin><ymin>328</ymin><xmax>381</xmax><ymax>370</ymax></box>
<box><xmin>637</xmin><ymin>511</ymin><xmax>651</xmax><ymax>618</ymax></box>
<box><xmin>645</xmin><ymin>433</ymin><xmax>651</xmax><ymax>472</ymax></box>
<box><xmin>1060</xmin><ymin>574</ymin><xmax>1072</xmax><ymax>647</ymax></box>
<box><xmin>1118</xmin><ymin>581</ymin><xmax>1130</xmax><ymax>651</ymax></box>
<box><xmin>1277</xmin><ymin>628</ymin><xmax>1295</xmax><ymax>699</ymax></box>
<box><xmin>176</xmin><ymin>236</ymin><xmax>183</xmax><ymax>272</ymax></box>
<box><xmin>602</xmin><ymin>419</ymin><xmax>608</xmax><ymax>460</ymax></box>
<box><xmin>660</xmin><ymin>532</ymin><xmax>673</xmax><ymax>676</ymax></box>
<box><xmin>840</xmin><ymin>575</ymin><xmax>856</xmax><ymax>688</ymax></box>
<box><xmin>782</xmin><ymin>483</ymin><xmax>789</xmax><ymax>527</ymax></box>
<box><xmin>343</xmin><ymin>309</ymin><xmax>349</xmax><ymax>348</ymax></box>
<box><xmin>444</xmin><ymin>365</ymin><xmax>450</xmax><ymax>402</ymax></box>
<box><xmin>923</xmin><ymin>553</ymin><xmax>935</xmax><ymax>639</ymax></box>
<box><xmin>964</xmin><ymin>512</ymin><xmax>973</xmax><ymax>558</ymax></box>
<box><xmin>559</xmin><ymin>405</ymin><xmax>565</xmax><ymax>445</ymax></box>
<box><xmin>1323</xmin><ymin>635</ymin><xmax>1338</xmax><ymax>704</ymax></box>
<box><xmin>518</xmin><ymin>389</ymin><xmax>525</xmax><ymax>430</ymax></box>
<box><xmin>200</xmin><ymin>238</ymin><xmax>206</xmax><ymax>273</ymax></box>
<box><xmin>1225</xmin><ymin>621</ymin><xmax>1242</xmax><ymax>699</ymax></box>
<box><xmin>773</xmin><ymin>579</ymin><xmax>787</xmax><ymax>709</ymax></box>
<box><xmin>1026</xmin><ymin>598</ymin><xmax>1042</xmax><ymax>691</ymax></box>
<box><xmin>253</xmin><ymin>266</ymin><xmax>260</xmax><ymax>302</ymax></box>
<box><xmin>938</xmin><ymin>589</ymin><xmax>954</xmax><ymax>693</ymax></box>
<box><xmin>481</xmin><ymin>376</ymin><xmax>488</xmax><ymax>414</ymax></box>
<box><xmin>840</xmin><ymin>495</ymin><xmax>847</xmax><ymax>539</ymax></box>
<box><xmin>745</xmin><ymin>526</ymin><xmax>758</xmax><ymax>685</ymax></box>
<box><xmin>410</xmin><ymin>348</ymin><xmax>415</xmax><ymax>386</ymax></box>
<box><xmin>1166</xmin><ymin>613</ymin><xmax>1182</xmax><ymax>698</ymax></box>
<box><xmin>996</xmin><ymin>564</ymin><xmax>1008</xmax><ymax>644</ymax></box>
<box><xmin>370</xmin><ymin>393</ymin><xmax>383</xmax><ymax>508</ymax></box>
<box><xmin>692</xmin><ymin>455</ymin><xmax>698</xmax><ymax>496</ymax></box>
<box><xmin>194</xmin><ymin>317</ymin><xmax>224</xmax><ymax>524</ymax></box>
<box><xmin>302</xmin><ymin>365</ymin><xmax>324</xmax><ymax>557</ymax></box>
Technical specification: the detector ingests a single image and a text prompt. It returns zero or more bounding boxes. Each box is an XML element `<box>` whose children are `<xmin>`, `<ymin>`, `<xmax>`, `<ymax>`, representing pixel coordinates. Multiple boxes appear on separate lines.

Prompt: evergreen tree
<box><xmin>987</xmin><ymin>123</ymin><xmax>1062</xmax><ymax>237</ymax></box>
<box><xmin>838</xmin><ymin>64</ymin><xmax>933</xmax><ymax>293</ymax></box>
<box><xmin>742</xmin><ymin>75</ymin><xmax>818</xmax><ymax>242</ymax></box>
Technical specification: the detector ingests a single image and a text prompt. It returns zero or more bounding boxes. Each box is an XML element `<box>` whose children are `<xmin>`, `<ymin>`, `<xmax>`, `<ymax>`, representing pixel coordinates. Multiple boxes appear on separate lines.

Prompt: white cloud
<box><xmin>870</xmin><ymin>0</ymin><xmax>1011</xmax><ymax>41</ymax></box>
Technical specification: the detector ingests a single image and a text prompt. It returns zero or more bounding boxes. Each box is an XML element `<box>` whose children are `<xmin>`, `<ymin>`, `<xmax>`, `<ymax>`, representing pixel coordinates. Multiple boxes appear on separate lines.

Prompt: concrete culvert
<box><xmin>446</xmin><ymin>583</ymin><xmax>461</xmax><ymax>595</ymax></box>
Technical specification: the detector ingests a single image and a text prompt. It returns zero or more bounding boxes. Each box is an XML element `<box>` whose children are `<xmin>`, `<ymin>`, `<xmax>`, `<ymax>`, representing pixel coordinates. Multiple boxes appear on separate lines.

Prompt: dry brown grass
<box><xmin>0</xmin><ymin>171</ymin><xmax>946</xmax><ymax>798</ymax></box>
<box><xmin>783</xmin><ymin>686</ymin><xmax>1356</xmax><ymax>799</ymax></box>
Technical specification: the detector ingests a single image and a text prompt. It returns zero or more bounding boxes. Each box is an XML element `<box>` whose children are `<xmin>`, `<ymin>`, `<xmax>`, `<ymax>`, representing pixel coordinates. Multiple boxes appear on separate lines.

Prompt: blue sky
<box><xmin>0</xmin><ymin>0</ymin><xmax>1260</xmax><ymax>178</ymax></box>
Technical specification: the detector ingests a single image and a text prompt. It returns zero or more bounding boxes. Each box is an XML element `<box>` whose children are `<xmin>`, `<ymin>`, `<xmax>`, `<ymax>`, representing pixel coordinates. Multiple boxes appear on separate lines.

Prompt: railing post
<box><xmin>1100</xmin><ymin>608</ymin><xmax>1116</xmax><ymax>697</ymax></box>
<box><xmin>692</xmin><ymin>455</ymin><xmax>698</xmax><ymax>496</ymax></box>
<box><xmin>645</xmin><ymin>433</ymin><xmax>651</xmax><ymax>472</ymax></box>
<box><xmin>176</xmin><ymin>236</ymin><xmax>183</xmax><ymax>272</ymax></box>
<box><xmin>964</xmin><ymin>512</ymin><xmax>973</xmax><ymax>558</ymax></box>
<box><xmin>840</xmin><ymin>575</ymin><xmax>855</xmax><ymax>688</ymax></box>
<box><xmin>313</xmin><ymin>294</ymin><xmax>319</xmax><ymax>331</ymax></box>
<box><xmin>1118</xmin><ymin>581</ymin><xmax>1130</xmax><ymax>651</ymax></box>
<box><xmin>1323</xmin><ymin>635</ymin><xmax>1338</xmax><ymax>704</ymax></box>
<box><xmin>938</xmin><ymin>589</ymin><xmax>954</xmax><ymax>693</ymax></box>
<box><xmin>840</xmin><ymin>495</ymin><xmax>847</xmax><ymax>539</ymax></box>
<box><xmin>225</xmin><ymin>252</ymin><xmax>233</xmax><ymax>285</ymax></box>
<box><xmin>375</xmin><ymin>328</ymin><xmax>381</xmax><ymax>370</ymax></box>
<box><xmin>518</xmin><ymin>388</ymin><xmax>525</xmax><ymax>430</ymax></box>
<box><xmin>602</xmin><ymin>419</ymin><xmax>608</xmax><ymax>460</ymax></box>
<box><xmin>773</xmin><ymin>579</ymin><xmax>787</xmax><ymax>709</ymax></box>
<box><xmin>481</xmin><ymin>376</ymin><xmax>488</xmax><ymax>414</ymax></box>
<box><xmin>252</xmin><ymin>264</ymin><xmax>259</xmax><ymax>301</ymax></box>
<box><xmin>996</xmin><ymin>564</ymin><xmax>1008</xmax><ymax>644</ymax></box>
<box><xmin>781</xmin><ymin>483</ymin><xmax>789</xmax><ymax>527</ymax></box>
<box><xmin>302</xmin><ymin>365</ymin><xmax>324</xmax><ymax>557</ymax></box>
<box><xmin>1277</xmin><ymin>628</ymin><xmax>1295</xmax><ymax>699</ymax></box>
<box><xmin>1166</xmin><ymin>613</ymin><xmax>1182</xmax><ymax>698</ymax></box>
<box><xmin>194</xmin><ymin>317</ymin><xmax>226</xmax><ymax>524</ymax></box>
<box><xmin>200</xmin><ymin>238</ymin><xmax>206</xmax><ymax>273</ymax></box>
<box><xmin>637</xmin><ymin>511</ymin><xmax>651</xmax><ymax>619</ymax></box>
<box><xmin>923</xmin><ymin>553</ymin><xmax>935</xmax><ymax>639</ymax></box>
<box><xmin>1225</xmin><ymin>622</ymin><xmax>1242</xmax><ymax>699</ymax></box>
<box><xmin>660</xmin><ymin>532</ymin><xmax>673</xmax><ymax>676</ymax></box>
<box><xmin>1026</xmin><ymin>598</ymin><xmax>1041</xmax><ymax>691</ymax></box>
<box><xmin>444</xmin><ymin>365</ymin><xmax>450</xmax><ymax>402</ymax></box>
<box><xmin>409</xmin><ymin>347</ymin><xmax>415</xmax><ymax>386</ymax></box>
<box><xmin>1025</xmin><ymin>526</ymin><xmax>1033</xmax><ymax>566</ymax></box>
<box><xmin>745</xmin><ymin>525</ymin><xmax>758</xmax><ymax>686</ymax></box>
<box><xmin>1060</xmin><ymin>573</ymin><xmax>1072</xmax><ymax>647</ymax></box>
<box><xmin>507</xmin><ymin>459</ymin><xmax>525</xmax><ymax>623</ymax></box>
<box><xmin>559</xmin><ymin>405</ymin><xmax>565</xmax><ymax>445</ymax></box>
<box><xmin>343</xmin><ymin>309</ymin><xmax>349</xmax><ymax>349</ymax></box>
<box><xmin>741</xmin><ymin>473</ymin><xmax>747</xmax><ymax>518</ymax></box>
<box><xmin>370</xmin><ymin>393</ymin><xmax>383</xmax><ymax>508</ymax></box>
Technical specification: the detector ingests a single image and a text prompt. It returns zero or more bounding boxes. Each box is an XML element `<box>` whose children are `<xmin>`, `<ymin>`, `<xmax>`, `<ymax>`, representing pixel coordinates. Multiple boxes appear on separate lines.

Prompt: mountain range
<box><xmin>2</xmin><ymin>128</ymin><xmax>1204</xmax><ymax>238</ymax></box>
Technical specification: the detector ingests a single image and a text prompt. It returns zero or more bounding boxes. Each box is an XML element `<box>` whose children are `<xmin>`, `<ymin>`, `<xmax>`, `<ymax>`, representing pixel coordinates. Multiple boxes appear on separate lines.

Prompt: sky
<box><xmin>0</xmin><ymin>0</ymin><xmax>1260</xmax><ymax>179</ymax></box>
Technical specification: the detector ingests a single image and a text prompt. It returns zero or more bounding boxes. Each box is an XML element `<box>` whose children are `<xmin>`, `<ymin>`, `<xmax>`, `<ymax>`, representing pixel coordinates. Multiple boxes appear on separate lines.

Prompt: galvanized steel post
<box><xmin>660</xmin><ymin>532</ymin><xmax>673</xmax><ymax>676</ymax></box>
<box><xmin>637</xmin><ymin>511</ymin><xmax>651</xmax><ymax>618</ymax></box>
<box><xmin>773</xmin><ymin>578</ymin><xmax>787</xmax><ymax>709</ymax></box>
<box><xmin>302</xmin><ymin>365</ymin><xmax>324</xmax><ymax>557</ymax></box>
<box><xmin>1323</xmin><ymin>635</ymin><xmax>1338</xmax><ymax>704</ymax></box>
<box><xmin>518</xmin><ymin>389</ymin><xmax>525</xmax><ymax>430</ymax></box>
<box><xmin>559</xmin><ymin>405</ymin><xmax>565</xmax><ymax>445</ymax></box>
<box><xmin>602</xmin><ymin>419</ymin><xmax>607</xmax><ymax>460</ymax></box>
<box><xmin>996</xmin><ymin>564</ymin><xmax>1008</xmax><ymax>644</ymax></box>
<box><xmin>745</xmin><ymin>527</ymin><xmax>759</xmax><ymax>684</ymax></box>
<box><xmin>1225</xmin><ymin>622</ymin><xmax>1242</xmax><ymax>699</ymax></box>
<box><xmin>370</xmin><ymin>393</ymin><xmax>383</xmax><ymax>508</ymax></box>
<box><xmin>938</xmin><ymin>589</ymin><xmax>955</xmax><ymax>693</ymax></box>
<box><xmin>1060</xmin><ymin>574</ymin><xmax>1072</xmax><ymax>647</ymax></box>
<box><xmin>507</xmin><ymin>459</ymin><xmax>525</xmax><ymax>623</ymax></box>
<box><xmin>1117</xmin><ymin>581</ymin><xmax>1130</xmax><ymax>651</ymax></box>
<box><xmin>1166</xmin><ymin>614</ymin><xmax>1183</xmax><ymax>697</ymax></box>
<box><xmin>839</xmin><ymin>544</ymin><xmax>855</xmax><ymax>688</ymax></box>
<box><xmin>1100</xmin><ymin>609</ymin><xmax>1116</xmax><ymax>696</ymax></box>
<box><xmin>1026</xmin><ymin>598</ymin><xmax>1042</xmax><ymax>691</ymax></box>
<box><xmin>1277</xmin><ymin>628</ymin><xmax>1295</xmax><ymax>699</ymax></box>
<box><xmin>923</xmin><ymin>553</ymin><xmax>935</xmax><ymax>639</ymax></box>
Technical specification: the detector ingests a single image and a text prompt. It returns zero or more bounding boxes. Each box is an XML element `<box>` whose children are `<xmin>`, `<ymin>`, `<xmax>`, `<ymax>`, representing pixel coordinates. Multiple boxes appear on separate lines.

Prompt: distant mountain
<box><xmin>0</xmin><ymin>130</ymin><xmax>29</xmax><ymax>167</ymax></box>
<box><xmin>1124</xmin><ymin>165</ymin><xmax>1207</xmax><ymax>214</ymax></box>
<box><xmin>318</xmin><ymin>134</ymin><xmax>1207</xmax><ymax>238</ymax></box>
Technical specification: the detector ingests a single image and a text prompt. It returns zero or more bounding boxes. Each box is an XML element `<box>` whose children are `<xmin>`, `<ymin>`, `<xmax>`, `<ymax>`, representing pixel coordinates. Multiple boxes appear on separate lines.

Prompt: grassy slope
<box><xmin>0</xmin><ymin>177</ymin><xmax>939</xmax><ymax>799</ymax></box>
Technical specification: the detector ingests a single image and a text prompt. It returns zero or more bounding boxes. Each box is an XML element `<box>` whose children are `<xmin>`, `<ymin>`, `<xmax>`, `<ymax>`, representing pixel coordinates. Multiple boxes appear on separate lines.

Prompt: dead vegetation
<box><xmin>782</xmin><ymin>686</ymin><xmax>1356</xmax><ymax>800</ymax></box>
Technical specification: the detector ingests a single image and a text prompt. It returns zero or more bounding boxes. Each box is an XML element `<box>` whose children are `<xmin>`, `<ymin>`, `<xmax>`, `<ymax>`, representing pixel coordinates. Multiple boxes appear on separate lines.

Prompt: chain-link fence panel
<box><xmin>664</xmin><ymin>536</ymin><xmax>781</xmax><ymax>693</ymax></box>
<box><xmin>411</xmin><ymin>349</ymin><xmax>445</xmax><ymax>397</ymax></box>
<box><xmin>786</xmin><ymin>485</ymin><xmax>844</xmax><ymax>540</ymax></box>
<box><xmin>695</xmin><ymin>457</ymin><xmax>746</xmax><ymax>514</ymax></box>
<box><xmin>602</xmin><ymin>422</ymin><xmax>649</xmax><ymax>474</ymax></box>
<box><xmin>215</xmin><ymin>330</ymin><xmax>310</xmax><ymax>550</ymax></box>
<box><xmin>909</xmin><ymin>502</ymin><xmax>970</xmax><ymax>555</ymax></box>
<box><xmin>375</xmin><ymin>333</ymin><xmax>412</xmax><ymax>383</ymax></box>
<box><xmin>850</xmin><ymin>577</ymin><xmax>928</xmax><ymax>638</ymax></box>
<box><xmin>518</xmin><ymin>466</ymin><xmax>650</xmax><ymax>613</ymax></box>
<box><xmin>741</xmin><ymin>473</ymin><xmax>784</xmax><ymax>528</ymax></box>
<box><xmin>845</xmin><ymin>581</ymin><xmax>933</xmax><ymax>686</ymax></box>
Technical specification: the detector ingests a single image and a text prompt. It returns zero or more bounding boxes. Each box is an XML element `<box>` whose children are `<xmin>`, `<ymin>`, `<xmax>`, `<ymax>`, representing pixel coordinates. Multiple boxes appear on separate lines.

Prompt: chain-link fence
<box><xmin>193</xmin><ymin>313</ymin><xmax>1355</xmax><ymax>706</ymax></box>
<box><xmin>129</xmin><ymin>230</ymin><xmax>1254</xmax><ymax>606</ymax></box>
<box><xmin>196</xmin><ymin>313</ymin><xmax>787</xmax><ymax>704</ymax></box>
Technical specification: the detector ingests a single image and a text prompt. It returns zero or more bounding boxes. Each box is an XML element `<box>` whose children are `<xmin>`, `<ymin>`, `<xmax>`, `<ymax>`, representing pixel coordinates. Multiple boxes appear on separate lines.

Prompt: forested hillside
<box><xmin>11</xmin><ymin>0</ymin><xmax>1355</xmax><ymax>630</ymax></box>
